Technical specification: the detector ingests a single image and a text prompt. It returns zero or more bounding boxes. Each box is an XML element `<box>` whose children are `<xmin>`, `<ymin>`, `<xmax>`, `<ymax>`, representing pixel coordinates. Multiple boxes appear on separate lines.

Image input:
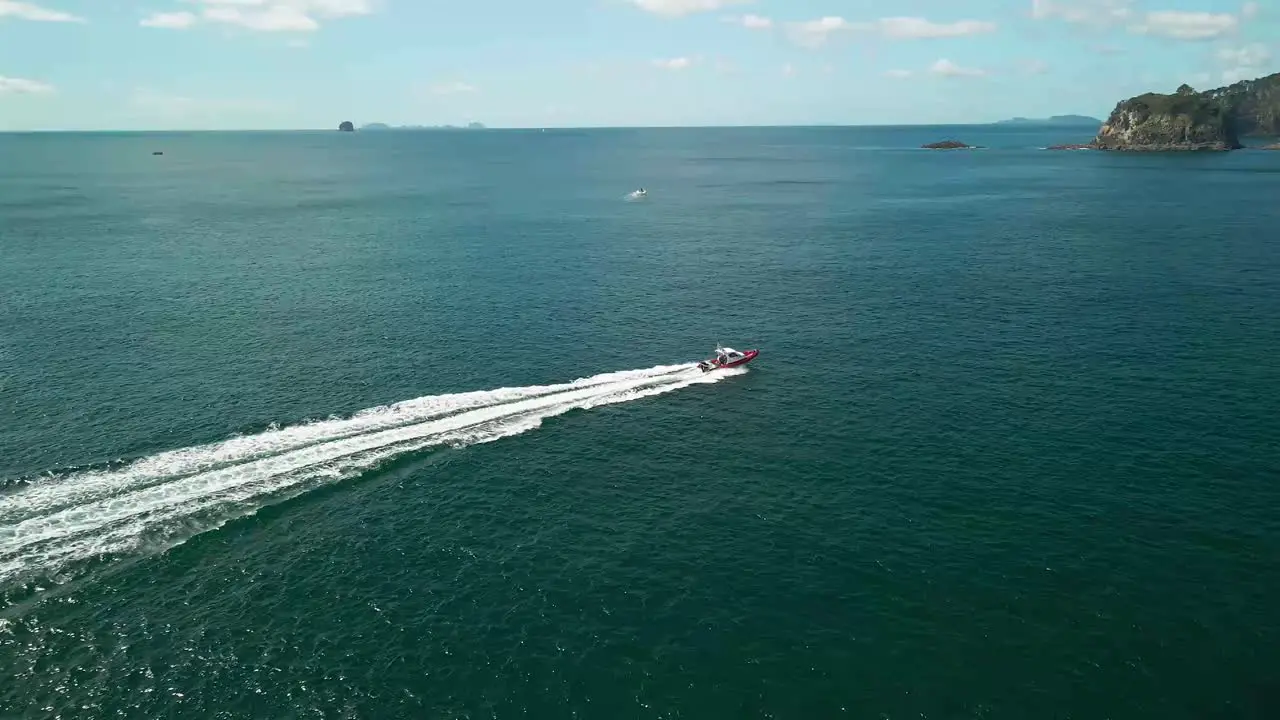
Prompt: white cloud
<box><xmin>731</xmin><ymin>13</ymin><xmax>771</xmax><ymax>29</ymax></box>
<box><xmin>786</xmin><ymin>16</ymin><xmax>856</xmax><ymax>47</ymax></box>
<box><xmin>781</xmin><ymin>62</ymin><xmax>795</xmax><ymax>76</ymax></box>
<box><xmin>141</xmin><ymin>11</ymin><xmax>197</xmax><ymax>28</ymax></box>
<box><xmin>875</xmin><ymin>17</ymin><xmax>997</xmax><ymax>39</ymax></box>
<box><xmin>630</xmin><ymin>0</ymin><xmax>748</xmax><ymax>18</ymax></box>
<box><xmin>130</xmin><ymin>88</ymin><xmax>282</xmax><ymax>119</ymax></box>
<box><xmin>574</xmin><ymin>60</ymin><xmax>624</xmax><ymax>78</ymax></box>
<box><xmin>1031</xmin><ymin>0</ymin><xmax>1131</xmax><ymax>27</ymax></box>
<box><xmin>0</xmin><ymin>75</ymin><xmax>55</xmax><ymax>94</ymax></box>
<box><xmin>929</xmin><ymin>59</ymin><xmax>986</xmax><ymax>77</ymax></box>
<box><xmin>1221</xmin><ymin>67</ymin><xmax>1258</xmax><ymax>84</ymax></box>
<box><xmin>1241</xmin><ymin>2</ymin><xmax>1259</xmax><ymax>20</ymax></box>
<box><xmin>786</xmin><ymin>15</ymin><xmax>996</xmax><ymax>47</ymax></box>
<box><xmin>1021</xmin><ymin>58</ymin><xmax>1049</xmax><ymax>74</ymax></box>
<box><xmin>1216</xmin><ymin>43</ymin><xmax>1269</xmax><ymax>67</ymax></box>
<box><xmin>142</xmin><ymin>0</ymin><xmax>373</xmax><ymax>32</ymax></box>
<box><xmin>203</xmin><ymin>4</ymin><xmax>317</xmax><ymax>31</ymax></box>
<box><xmin>430</xmin><ymin>81</ymin><xmax>478</xmax><ymax>95</ymax></box>
<box><xmin>652</xmin><ymin>56</ymin><xmax>694</xmax><ymax>70</ymax></box>
<box><xmin>0</xmin><ymin>0</ymin><xmax>83</xmax><ymax>22</ymax></box>
<box><xmin>1130</xmin><ymin>11</ymin><xmax>1237</xmax><ymax>40</ymax></box>
<box><xmin>882</xmin><ymin>59</ymin><xmax>987</xmax><ymax>78</ymax></box>
<box><xmin>1215</xmin><ymin>43</ymin><xmax>1270</xmax><ymax>86</ymax></box>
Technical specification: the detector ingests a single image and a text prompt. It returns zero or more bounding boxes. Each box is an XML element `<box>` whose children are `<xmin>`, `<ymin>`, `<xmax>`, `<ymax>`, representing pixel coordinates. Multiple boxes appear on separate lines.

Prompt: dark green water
<box><xmin>2</xmin><ymin>127</ymin><xmax>1279</xmax><ymax>719</ymax></box>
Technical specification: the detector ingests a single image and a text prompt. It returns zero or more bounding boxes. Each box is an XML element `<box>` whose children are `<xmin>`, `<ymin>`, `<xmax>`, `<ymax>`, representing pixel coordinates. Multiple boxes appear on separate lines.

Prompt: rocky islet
<box><xmin>1047</xmin><ymin>72</ymin><xmax>1280</xmax><ymax>152</ymax></box>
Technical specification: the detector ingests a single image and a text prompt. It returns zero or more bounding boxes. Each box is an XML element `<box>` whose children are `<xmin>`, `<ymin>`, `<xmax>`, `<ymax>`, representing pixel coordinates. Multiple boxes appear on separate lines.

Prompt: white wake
<box><xmin>0</xmin><ymin>362</ymin><xmax>743</xmax><ymax>588</ymax></box>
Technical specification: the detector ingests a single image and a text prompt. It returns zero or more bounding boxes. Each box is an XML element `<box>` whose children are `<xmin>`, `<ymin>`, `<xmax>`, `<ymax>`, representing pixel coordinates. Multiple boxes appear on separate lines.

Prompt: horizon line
<box><xmin>0</xmin><ymin>119</ymin><xmax>1104</xmax><ymax>134</ymax></box>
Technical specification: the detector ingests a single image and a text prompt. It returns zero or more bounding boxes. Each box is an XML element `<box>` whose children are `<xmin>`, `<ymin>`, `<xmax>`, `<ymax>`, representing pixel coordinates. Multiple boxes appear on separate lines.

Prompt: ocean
<box><xmin>1</xmin><ymin>126</ymin><xmax>1278</xmax><ymax>719</ymax></box>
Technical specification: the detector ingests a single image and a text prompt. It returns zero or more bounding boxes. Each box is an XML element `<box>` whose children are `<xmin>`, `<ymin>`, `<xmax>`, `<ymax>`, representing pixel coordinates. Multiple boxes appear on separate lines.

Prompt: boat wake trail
<box><xmin>0</xmin><ymin>362</ymin><xmax>743</xmax><ymax>593</ymax></box>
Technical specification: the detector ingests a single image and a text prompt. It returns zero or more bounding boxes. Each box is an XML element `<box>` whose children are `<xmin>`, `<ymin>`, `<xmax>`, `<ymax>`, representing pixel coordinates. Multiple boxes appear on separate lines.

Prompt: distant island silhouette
<box><xmin>995</xmin><ymin>115</ymin><xmax>1101</xmax><ymax>126</ymax></box>
<box><xmin>361</xmin><ymin>122</ymin><xmax>487</xmax><ymax>131</ymax></box>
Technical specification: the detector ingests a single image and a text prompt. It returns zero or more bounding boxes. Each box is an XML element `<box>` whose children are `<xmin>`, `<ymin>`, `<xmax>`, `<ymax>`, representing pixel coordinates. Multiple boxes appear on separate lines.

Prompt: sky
<box><xmin>0</xmin><ymin>0</ymin><xmax>1276</xmax><ymax>130</ymax></box>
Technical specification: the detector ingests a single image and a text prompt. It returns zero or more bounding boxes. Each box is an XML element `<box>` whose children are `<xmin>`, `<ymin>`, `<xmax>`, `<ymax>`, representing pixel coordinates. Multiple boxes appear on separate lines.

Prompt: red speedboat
<box><xmin>697</xmin><ymin>346</ymin><xmax>759</xmax><ymax>372</ymax></box>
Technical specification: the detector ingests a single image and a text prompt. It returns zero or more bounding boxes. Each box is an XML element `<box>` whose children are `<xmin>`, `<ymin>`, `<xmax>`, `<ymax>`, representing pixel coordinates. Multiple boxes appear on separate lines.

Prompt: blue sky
<box><xmin>0</xmin><ymin>0</ymin><xmax>1275</xmax><ymax>129</ymax></box>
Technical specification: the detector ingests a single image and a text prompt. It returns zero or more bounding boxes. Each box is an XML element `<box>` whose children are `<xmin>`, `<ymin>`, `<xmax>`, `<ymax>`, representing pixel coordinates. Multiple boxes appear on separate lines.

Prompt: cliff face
<box><xmin>1203</xmin><ymin>71</ymin><xmax>1280</xmax><ymax>137</ymax></box>
<box><xmin>1093</xmin><ymin>85</ymin><xmax>1241</xmax><ymax>151</ymax></box>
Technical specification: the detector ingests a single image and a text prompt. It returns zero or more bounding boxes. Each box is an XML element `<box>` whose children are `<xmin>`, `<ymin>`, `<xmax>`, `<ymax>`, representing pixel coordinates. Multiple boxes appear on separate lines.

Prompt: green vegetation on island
<box><xmin>1202</xmin><ymin>71</ymin><xmax>1280</xmax><ymax>137</ymax></box>
<box><xmin>1092</xmin><ymin>83</ymin><xmax>1240</xmax><ymax>151</ymax></box>
<box><xmin>1088</xmin><ymin>71</ymin><xmax>1280</xmax><ymax>151</ymax></box>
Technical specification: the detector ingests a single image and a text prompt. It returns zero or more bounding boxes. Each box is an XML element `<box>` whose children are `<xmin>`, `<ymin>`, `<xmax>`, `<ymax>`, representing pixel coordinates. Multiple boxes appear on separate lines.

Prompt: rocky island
<box><xmin>921</xmin><ymin>140</ymin><xmax>981</xmax><ymax>149</ymax></box>
<box><xmin>1068</xmin><ymin>71</ymin><xmax>1280</xmax><ymax>152</ymax></box>
<box><xmin>338</xmin><ymin>121</ymin><xmax>355</xmax><ymax>132</ymax></box>
<box><xmin>1092</xmin><ymin>84</ymin><xmax>1240</xmax><ymax>151</ymax></box>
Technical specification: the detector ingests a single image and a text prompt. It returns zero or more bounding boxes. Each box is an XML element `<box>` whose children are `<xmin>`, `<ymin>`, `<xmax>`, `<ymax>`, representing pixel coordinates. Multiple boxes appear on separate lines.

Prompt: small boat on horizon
<box><xmin>697</xmin><ymin>346</ymin><xmax>759</xmax><ymax>372</ymax></box>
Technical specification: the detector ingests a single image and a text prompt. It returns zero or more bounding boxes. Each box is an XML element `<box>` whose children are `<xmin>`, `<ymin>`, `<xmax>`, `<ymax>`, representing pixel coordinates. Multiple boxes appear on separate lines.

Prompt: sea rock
<box><xmin>922</xmin><ymin>140</ymin><xmax>978</xmax><ymax>149</ymax></box>
<box><xmin>1046</xmin><ymin>144</ymin><xmax>1093</xmax><ymax>151</ymax></box>
<box><xmin>1092</xmin><ymin>85</ymin><xmax>1241</xmax><ymax>151</ymax></box>
<box><xmin>338</xmin><ymin>121</ymin><xmax>355</xmax><ymax>132</ymax></box>
<box><xmin>1263</xmin><ymin>143</ymin><xmax>1280</xmax><ymax>149</ymax></box>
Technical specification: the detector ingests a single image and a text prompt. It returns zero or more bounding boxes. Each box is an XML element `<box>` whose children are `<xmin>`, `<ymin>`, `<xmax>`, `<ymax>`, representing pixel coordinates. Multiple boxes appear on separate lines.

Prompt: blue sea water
<box><xmin>1</xmin><ymin>125</ymin><xmax>1279</xmax><ymax>719</ymax></box>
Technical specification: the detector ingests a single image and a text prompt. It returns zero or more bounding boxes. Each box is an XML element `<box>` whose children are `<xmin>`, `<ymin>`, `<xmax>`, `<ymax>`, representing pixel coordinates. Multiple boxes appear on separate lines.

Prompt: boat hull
<box><xmin>720</xmin><ymin>349</ymin><xmax>758</xmax><ymax>367</ymax></box>
<box><xmin>699</xmin><ymin>349</ymin><xmax>759</xmax><ymax>371</ymax></box>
